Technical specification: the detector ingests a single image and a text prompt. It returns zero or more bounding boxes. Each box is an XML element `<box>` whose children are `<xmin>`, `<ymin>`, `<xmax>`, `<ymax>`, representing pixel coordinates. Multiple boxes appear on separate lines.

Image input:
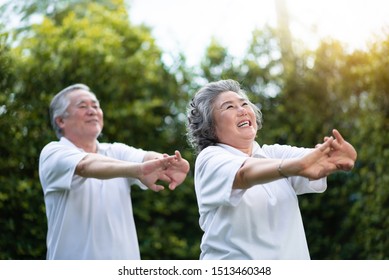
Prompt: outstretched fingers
<box><xmin>174</xmin><ymin>150</ymin><xmax>182</xmax><ymax>160</ymax></box>
<box><xmin>148</xmin><ymin>184</ymin><xmax>165</xmax><ymax>192</ymax></box>
<box><xmin>330</xmin><ymin>129</ymin><xmax>344</xmax><ymax>150</ymax></box>
<box><xmin>168</xmin><ymin>181</ymin><xmax>178</xmax><ymax>191</ymax></box>
<box><xmin>332</xmin><ymin>129</ymin><xmax>345</xmax><ymax>143</ymax></box>
<box><xmin>317</xmin><ymin>136</ymin><xmax>333</xmax><ymax>154</ymax></box>
<box><xmin>140</xmin><ymin>156</ymin><xmax>174</xmax><ymax>192</ymax></box>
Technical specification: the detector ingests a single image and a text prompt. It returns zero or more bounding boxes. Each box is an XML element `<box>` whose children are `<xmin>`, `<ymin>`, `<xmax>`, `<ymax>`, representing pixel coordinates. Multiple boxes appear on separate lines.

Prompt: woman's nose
<box><xmin>238</xmin><ymin>106</ymin><xmax>247</xmax><ymax>115</ymax></box>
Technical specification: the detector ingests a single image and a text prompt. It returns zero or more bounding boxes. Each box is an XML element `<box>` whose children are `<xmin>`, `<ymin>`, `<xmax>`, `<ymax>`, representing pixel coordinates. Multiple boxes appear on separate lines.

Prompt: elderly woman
<box><xmin>186</xmin><ymin>79</ymin><xmax>357</xmax><ymax>260</ymax></box>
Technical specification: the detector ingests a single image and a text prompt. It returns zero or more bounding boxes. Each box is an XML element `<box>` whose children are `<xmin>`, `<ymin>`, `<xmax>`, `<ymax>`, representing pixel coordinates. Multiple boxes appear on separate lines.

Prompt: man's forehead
<box><xmin>69</xmin><ymin>90</ymin><xmax>99</xmax><ymax>103</ymax></box>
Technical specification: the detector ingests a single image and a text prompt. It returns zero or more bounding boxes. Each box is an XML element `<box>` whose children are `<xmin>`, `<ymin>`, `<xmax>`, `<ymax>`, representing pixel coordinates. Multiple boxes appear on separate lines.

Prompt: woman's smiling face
<box><xmin>213</xmin><ymin>91</ymin><xmax>257</xmax><ymax>152</ymax></box>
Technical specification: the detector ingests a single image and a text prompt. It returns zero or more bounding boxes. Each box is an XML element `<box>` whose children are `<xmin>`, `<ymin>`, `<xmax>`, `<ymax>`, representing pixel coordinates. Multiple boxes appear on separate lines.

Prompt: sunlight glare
<box><xmin>287</xmin><ymin>0</ymin><xmax>389</xmax><ymax>50</ymax></box>
<box><xmin>129</xmin><ymin>0</ymin><xmax>389</xmax><ymax>64</ymax></box>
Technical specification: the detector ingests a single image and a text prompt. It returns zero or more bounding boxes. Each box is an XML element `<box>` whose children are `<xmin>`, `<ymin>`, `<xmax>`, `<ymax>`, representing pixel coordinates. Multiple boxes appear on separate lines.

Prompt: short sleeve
<box><xmin>195</xmin><ymin>146</ymin><xmax>247</xmax><ymax>213</ymax></box>
<box><xmin>261</xmin><ymin>144</ymin><xmax>327</xmax><ymax>194</ymax></box>
<box><xmin>39</xmin><ymin>142</ymin><xmax>87</xmax><ymax>195</ymax></box>
<box><xmin>108</xmin><ymin>142</ymin><xmax>147</xmax><ymax>163</ymax></box>
<box><xmin>101</xmin><ymin>142</ymin><xmax>148</xmax><ymax>190</ymax></box>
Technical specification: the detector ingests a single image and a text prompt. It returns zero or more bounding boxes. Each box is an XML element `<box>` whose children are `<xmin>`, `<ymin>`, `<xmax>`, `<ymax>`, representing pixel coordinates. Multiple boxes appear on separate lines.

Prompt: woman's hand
<box><xmin>298</xmin><ymin>137</ymin><xmax>339</xmax><ymax>179</ymax></box>
<box><xmin>327</xmin><ymin>129</ymin><xmax>357</xmax><ymax>171</ymax></box>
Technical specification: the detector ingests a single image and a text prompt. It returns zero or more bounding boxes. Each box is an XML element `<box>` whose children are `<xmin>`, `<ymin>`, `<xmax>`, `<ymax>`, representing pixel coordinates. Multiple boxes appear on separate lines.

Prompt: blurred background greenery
<box><xmin>0</xmin><ymin>0</ymin><xmax>388</xmax><ymax>260</ymax></box>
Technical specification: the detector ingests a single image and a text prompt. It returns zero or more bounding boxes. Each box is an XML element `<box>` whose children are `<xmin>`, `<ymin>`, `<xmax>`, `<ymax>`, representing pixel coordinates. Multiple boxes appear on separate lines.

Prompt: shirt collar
<box><xmin>59</xmin><ymin>137</ymin><xmax>104</xmax><ymax>153</ymax></box>
<box><xmin>216</xmin><ymin>141</ymin><xmax>268</xmax><ymax>158</ymax></box>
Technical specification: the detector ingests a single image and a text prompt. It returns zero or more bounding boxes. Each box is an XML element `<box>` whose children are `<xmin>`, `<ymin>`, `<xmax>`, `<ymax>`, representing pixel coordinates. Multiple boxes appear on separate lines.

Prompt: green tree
<box><xmin>0</xmin><ymin>30</ymin><xmax>42</xmax><ymax>259</ymax></box>
<box><xmin>347</xmin><ymin>35</ymin><xmax>389</xmax><ymax>259</ymax></box>
<box><xmin>199</xmin><ymin>37</ymin><xmax>242</xmax><ymax>82</ymax></box>
<box><xmin>278</xmin><ymin>39</ymin><xmax>389</xmax><ymax>259</ymax></box>
<box><xmin>240</xmin><ymin>27</ymin><xmax>285</xmax><ymax>145</ymax></box>
<box><xmin>198</xmin><ymin>22</ymin><xmax>389</xmax><ymax>259</ymax></box>
<box><xmin>2</xmin><ymin>0</ymin><xmax>388</xmax><ymax>260</ymax></box>
<box><xmin>1</xmin><ymin>1</ymin><xmax>200</xmax><ymax>259</ymax></box>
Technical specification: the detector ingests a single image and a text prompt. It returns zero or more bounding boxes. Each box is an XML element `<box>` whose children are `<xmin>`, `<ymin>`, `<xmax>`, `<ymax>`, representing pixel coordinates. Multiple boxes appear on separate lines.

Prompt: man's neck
<box><xmin>65</xmin><ymin>136</ymin><xmax>97</xmax><ymax>153</ymax></box>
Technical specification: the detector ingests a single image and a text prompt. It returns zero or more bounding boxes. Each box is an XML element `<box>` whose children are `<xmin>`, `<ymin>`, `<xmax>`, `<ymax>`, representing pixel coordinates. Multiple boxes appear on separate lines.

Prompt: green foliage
<box><xmin>346</xmin><ymin>37</ymin><xmax>389</xmax><ymax>259</ymax></box>
<box><xmin>0</xmin><ymin>31</ymin><xmax>47</xmax><ymax>259</ymax></box>
<box><xmin>197</xmin><ymin>24</ymin><xmax>389</xmax><ymax>259</ymax></box>
<box><xmin>241</xmin><ymin>27</ymin><xmax>285</xmax><ymax>144</ymax></box>
<box><xmin>1</xmin><ymin>0</ymin><xmax>388</xmax><ymax>260</ymax></box>
<box><xmin>1</xmin><ymin>1</ymin><xmax>198</xmax><ymax>259</ymax></box>
<box><xmin>199</xmin><ymin>37</ymin><xmax>241</xmax><ymax>82</ymax></box>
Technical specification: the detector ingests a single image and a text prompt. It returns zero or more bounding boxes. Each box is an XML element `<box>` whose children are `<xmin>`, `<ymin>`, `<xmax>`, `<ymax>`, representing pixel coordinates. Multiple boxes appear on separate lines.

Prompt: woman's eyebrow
<box><xmin>219</xmin><ymin>100</ymin><xmax>233</xmax><ymax>108</ymax></box>
<box><xmin>219</xmin><ymin>98</ymin><xmax>246</xmax><ymax>108</ymax></box>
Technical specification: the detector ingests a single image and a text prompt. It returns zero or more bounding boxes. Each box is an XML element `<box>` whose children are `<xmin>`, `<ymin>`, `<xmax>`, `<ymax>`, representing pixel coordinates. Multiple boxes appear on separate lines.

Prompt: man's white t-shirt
<box><xmin>39</xmin><ymin>137</ymin><xmax>147</xmax><ymax>260</ymax></box>
<box><xmin>195</xmin><ymin>141</ymin><xmax>327</xmax><ymax>260</ymax></box>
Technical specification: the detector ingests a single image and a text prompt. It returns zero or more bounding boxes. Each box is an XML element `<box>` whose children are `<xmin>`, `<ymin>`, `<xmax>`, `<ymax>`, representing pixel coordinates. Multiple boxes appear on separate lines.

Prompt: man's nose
<box><xmin>87</xmin><ymin>107</ymin><xmax>97</xmax><ymax>114</ymax></box>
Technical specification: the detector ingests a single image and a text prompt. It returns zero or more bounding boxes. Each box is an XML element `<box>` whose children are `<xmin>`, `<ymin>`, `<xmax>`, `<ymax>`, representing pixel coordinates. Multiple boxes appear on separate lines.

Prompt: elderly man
<box><xmin>39</xmin><ymin>84</ymin><xmax>189</xmax><ymax>259</ymax></box>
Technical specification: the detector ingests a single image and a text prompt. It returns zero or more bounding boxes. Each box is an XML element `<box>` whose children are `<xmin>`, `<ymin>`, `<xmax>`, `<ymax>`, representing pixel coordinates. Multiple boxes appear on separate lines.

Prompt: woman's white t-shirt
<box><xmin>195</xmin><ymin>142</ymin><xmax>327</xmax><ymax>260</ymax></box>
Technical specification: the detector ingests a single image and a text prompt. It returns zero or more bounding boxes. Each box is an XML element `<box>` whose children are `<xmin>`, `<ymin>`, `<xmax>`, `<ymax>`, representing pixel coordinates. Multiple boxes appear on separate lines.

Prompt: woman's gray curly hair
<box><xmin>186</xmin><ymin>79</ymin><xmax>263</xmax><ymax>154</ymax></box>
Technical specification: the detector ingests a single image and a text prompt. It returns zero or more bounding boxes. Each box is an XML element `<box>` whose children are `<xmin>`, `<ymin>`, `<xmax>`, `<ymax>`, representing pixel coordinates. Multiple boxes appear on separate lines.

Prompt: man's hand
<box><xmin>138</xmin><ymin>156</ymin><xmax>172</xmax><ymax>191</ymax></box>
<box><xmin>163</xmin><ymin>150</ymin><xmax>190</xmax><ymax>190</ymax></box>
<box><xmin>139</xmin><ymin>151</ymin><xmax>190</xmax><ymax>192</ymax></box>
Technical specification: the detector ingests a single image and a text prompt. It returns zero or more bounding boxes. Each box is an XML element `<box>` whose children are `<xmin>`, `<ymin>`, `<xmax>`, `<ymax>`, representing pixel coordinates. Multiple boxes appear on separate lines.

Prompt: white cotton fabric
<box><xmin>39</xmin><ymin>137</ymin><xmax>147</xmax><ymax>260</ymax></box>
<box><xmin>195</xmin><ymin>141</ymin><xmax>327</xmax><ymax>260</ymax></box>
